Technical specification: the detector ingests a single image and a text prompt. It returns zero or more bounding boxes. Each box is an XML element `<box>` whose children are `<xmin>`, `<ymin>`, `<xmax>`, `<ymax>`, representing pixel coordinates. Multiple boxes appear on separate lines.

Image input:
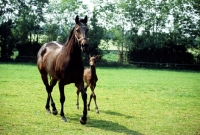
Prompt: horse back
<box><xmin>37</xmin><ymin>41</ymin><xmax>63</xmax><ymax>79</ymax></box>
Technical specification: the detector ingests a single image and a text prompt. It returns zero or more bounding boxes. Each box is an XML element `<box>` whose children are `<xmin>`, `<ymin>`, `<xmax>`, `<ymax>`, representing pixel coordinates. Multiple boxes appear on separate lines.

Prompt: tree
<box><xmin>88</xmin><ymin>8</ymin><xmax>104</xmax><ymax>56</ymax></box>
<box><xmin>119</xmin><ymin>0</ymin><xmax>199</xmax><ymax>63</ymax></box>
<box><xmin>90</xmin><ymin>0</ymin><xmax>129</xmax><ymax>62</ymax></box>
<box><xmin>43</xmin><ymin>0</ymin><xmax>89</xmax><ymax>43</ymax></box>
<box><xmin>164</xmin><ymin>0</ymin><xmax>199</xmax><ymax>47</ymax></box>
<box><xmin>14</xmin><ymin>0</ymin><xmax>48</xmax><ymax>44</ymax></box>
<box><xmin>45</xmin><ymin>23</ymin><xmax>59</xmax><ymax>41</ymax></box>
<box><xmin>0</xmin><ymin>0</ymin><xmax>48</xmax><ymax>59</ymax></box>
<box><xmin>0</xmin><ymin>0</ymin><xmax>19</xmax><ymax>58</ymax></box>
<box><xmin>0</xmin><ymin>20</ymin><xmax>15</xmax><ymax>58</ymax></box>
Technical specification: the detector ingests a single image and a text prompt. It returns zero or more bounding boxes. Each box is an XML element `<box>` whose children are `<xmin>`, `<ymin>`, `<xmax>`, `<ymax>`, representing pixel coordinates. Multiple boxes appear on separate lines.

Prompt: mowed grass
<box><xmin>0</xmin><ymin>63</ymin><xmax>200</xmax><ymax>135</ymax></box>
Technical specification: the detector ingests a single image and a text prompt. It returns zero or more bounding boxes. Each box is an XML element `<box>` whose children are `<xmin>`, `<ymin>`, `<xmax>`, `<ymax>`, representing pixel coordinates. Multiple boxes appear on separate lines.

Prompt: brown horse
<box><xmin>76</xmin><ymin>55</ymin><xmax>100</xmax><ymax>113</ymax></box>
<box><xmin>37</xmin><ymin>15</ymin><xmax>89</xmax><ymax>124</ymax></box>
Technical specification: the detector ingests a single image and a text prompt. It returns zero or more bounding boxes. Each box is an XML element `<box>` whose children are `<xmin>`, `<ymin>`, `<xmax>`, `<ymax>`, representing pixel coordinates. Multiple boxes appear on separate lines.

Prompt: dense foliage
<box><xmin>0</xmin><ymin>0</ymin><xmax>199</xmax><ymax>64</ymax></box>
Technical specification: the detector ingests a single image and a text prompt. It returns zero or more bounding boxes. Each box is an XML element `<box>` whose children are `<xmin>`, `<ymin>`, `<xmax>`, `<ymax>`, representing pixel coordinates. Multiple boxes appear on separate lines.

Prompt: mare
<box><xmin>76</xmin><ymin>55</ymin><xmax>100</xmax><ymax>113</ymax></box>
<box><xmin>37</xmin><ymin>15</ymin><xmax>89</xmax><ymax>124</ymax></box>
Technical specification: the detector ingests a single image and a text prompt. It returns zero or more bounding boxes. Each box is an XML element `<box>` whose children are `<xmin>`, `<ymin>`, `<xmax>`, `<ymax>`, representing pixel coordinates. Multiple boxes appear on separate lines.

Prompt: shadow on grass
<box><xmin>44</xmin><ymin>111</ymin><xmax>142</xmax><ymax>134</ymax></box>
<box><xmin>86</xmin><ymin>118</ymin><xmax>142</xmax><ymax>135</ymax></box>
<box><xmin>101</xmin><ymin>110</ymin><xmax>135</xmax><ymax>119</ymax></box>
<box><xmin>68</xmin><ymin>110</ymin><xmax>141</xmax><ymax>135</ymax></box>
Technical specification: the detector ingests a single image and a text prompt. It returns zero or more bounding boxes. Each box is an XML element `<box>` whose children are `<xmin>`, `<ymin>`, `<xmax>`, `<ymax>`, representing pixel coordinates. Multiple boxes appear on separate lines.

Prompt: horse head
<box><xmin>89</xmin><ymin>54</ymin><xmax>100</xmax><ymax>67</ymax></box>
<box><xmin>74</xmin><ymin>15</ymin><xmax>88</xmax><ymax>52</ymax></box>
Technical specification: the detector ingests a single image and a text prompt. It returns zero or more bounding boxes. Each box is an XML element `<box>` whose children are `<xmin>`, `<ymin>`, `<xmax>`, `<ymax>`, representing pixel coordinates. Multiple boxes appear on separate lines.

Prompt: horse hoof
<box><xmin>96</xmin><ymin>110</ymin><xmax>99</xmax><ymax>114</ymax></box>
<box><xmin>46</xmin><ymin>109</ymin><xmax>51</xmax><ymax>114</ymax></box>
<box><xmin>79</xmin><ymin>117</ymin><xmax>87</xmax><ymax>125</ymax></box>
<box><xmin>76</xmin><ymin>105</ymin><xmax>79</xmax><ymax>109</ymax></box>
<box><xmin>61</xmin><ymin>117</ymin><xmax>67</xmax><ymax>122</ymax></box>
<box><xmin>52</xmin><ymin>110</ymin><xmax>58</xmax><ymax>115</ymax></box>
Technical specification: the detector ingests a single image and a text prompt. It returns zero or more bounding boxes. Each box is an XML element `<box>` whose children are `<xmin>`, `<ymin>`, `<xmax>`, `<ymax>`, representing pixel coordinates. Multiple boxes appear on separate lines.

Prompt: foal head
<box><xmin>74</xmin><ymin>15</ymin><xmax>88</xmax><ymax>52</ymax></box>
<box><xmin>89</xmin><ymin>55</ymin><xmax>100</xmax><ymax>67</ymax></box>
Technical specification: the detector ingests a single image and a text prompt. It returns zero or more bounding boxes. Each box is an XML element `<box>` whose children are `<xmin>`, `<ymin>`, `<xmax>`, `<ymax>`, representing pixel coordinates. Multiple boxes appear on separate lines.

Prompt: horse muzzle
<box><xmin>81</xmin><ymin>43</ymin><xmax>88</xmax><ymax>52</ymax></box>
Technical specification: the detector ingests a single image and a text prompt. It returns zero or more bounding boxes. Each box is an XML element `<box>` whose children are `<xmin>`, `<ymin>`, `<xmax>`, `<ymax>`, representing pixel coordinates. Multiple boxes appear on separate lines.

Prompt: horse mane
<box><xmin>64</xmin><ymin>27</ymin><xmax>75</xmax><ymax>45</ymax></box>
<box><xmin>62</xmin><ymin>27</ymin><xmax>80</xmax><ymax>55</ymax></box>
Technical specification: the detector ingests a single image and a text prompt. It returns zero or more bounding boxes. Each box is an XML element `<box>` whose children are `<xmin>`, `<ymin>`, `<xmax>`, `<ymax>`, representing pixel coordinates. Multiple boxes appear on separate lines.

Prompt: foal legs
<box><xmin>88</xmin><ymin>85</ymin><xmax>99</xmax><ymax>113</ymax></box>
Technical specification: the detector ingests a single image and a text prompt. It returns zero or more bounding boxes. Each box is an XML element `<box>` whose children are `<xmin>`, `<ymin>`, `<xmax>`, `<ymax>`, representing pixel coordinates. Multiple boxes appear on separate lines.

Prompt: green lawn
<box><xmin>0</xmin><ymin>63</ymin><xmax>200</xmax><ymax>135</ymax></box>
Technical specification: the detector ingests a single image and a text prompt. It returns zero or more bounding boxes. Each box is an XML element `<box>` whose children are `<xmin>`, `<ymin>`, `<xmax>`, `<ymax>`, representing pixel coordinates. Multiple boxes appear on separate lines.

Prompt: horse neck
<box><xmin>90</xmin><ymin>65</ymin><xmax>96</xmax><ymax>77</ymax></box>
<box><xmin>63</xmin><ymin>32</ymin><xmax>81</xmax><ymax>57</ymax></box>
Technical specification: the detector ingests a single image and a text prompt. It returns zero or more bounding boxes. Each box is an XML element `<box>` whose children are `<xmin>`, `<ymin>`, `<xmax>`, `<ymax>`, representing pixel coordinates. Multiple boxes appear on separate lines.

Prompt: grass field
<box><xmin>0</xmin><ymin>63</ymin><xmax>200</xmax><ymax>135</ymax></box>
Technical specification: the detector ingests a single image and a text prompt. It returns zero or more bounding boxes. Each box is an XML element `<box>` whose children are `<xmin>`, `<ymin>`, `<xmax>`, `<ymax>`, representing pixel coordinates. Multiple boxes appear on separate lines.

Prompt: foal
<box><xmin>76</xmin><ymin>55</ymin><xmax>100</xmax><ymax>113</ymax></box>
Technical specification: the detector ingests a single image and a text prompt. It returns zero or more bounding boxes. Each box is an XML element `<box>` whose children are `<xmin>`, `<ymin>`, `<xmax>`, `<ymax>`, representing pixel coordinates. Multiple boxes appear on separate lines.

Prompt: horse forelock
<box><xmin>79</xmin><ymin>17</ymin><xmax>87</xmax><ymax>25</ymax></box>
<box><xmin>79</xmin><ymin>19</ymin><xmax>84</xmax><ymax>23</ymax></box>
<box><xmin>79</xmin><ymin>22</ymin><xmax>87</xmax><ymax>28</ymax></box>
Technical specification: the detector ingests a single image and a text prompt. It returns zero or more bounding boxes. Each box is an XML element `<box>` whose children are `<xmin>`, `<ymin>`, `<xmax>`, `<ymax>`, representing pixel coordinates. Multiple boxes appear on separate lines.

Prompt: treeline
<box><xmin>128</xmin><ymin>32</ymin><xmax>199</xmax><ymax>64</ymax></box>
<box><xmin>0</xmin><ymin>0</ymin><xmax>200</xmax><ymax>64</ymax></box>
<box><xmin>129</xmin><ymin>46</ymin><xmax>194</xmax><ymax>64</ymax></box>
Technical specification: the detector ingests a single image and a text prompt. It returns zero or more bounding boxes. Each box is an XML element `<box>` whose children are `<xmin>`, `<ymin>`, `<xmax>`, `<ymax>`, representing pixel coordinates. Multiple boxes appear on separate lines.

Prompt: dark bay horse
<box><xmin>37</xmin><ymin>15</ymin><xmax>88</xmax><ymax>124</ymax></box>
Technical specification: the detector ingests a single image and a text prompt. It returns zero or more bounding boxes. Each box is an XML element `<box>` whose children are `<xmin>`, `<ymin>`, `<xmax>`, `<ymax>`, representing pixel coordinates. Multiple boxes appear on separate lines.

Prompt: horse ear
<box><xmin>96</xmin><ymin>55</ymin><xmax>100</xmax><ymax>59</ymax></box>
<box><xmin>75</xmin><ymin>15</ymin><xmax>79</xmax><ymax>24</ymax></box>
<box><xmin>84</xmin><ymin>15</ymin><xmax>88</xmax><ymax>23</ymax></box>
<box><xmin>83</xmin><ymin>15</ymin><xmax>87</xmax><ymax>24</ymax></box>
<box><xmin>89</xmin><ymin>54</ymin><xmax>91</xmax><ymax>58</ymax></box>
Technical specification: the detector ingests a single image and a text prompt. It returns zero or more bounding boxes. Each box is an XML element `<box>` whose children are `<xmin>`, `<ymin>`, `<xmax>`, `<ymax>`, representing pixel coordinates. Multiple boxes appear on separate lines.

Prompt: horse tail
<box><xmin>41</xmin><ymin>48</ymin><xmax>46</xmax><ymax>58</ymax></box>
<box><xmin>37</xmin><ymin>44</ymin><xmax>47</xmax><ymax>63</ymax></box>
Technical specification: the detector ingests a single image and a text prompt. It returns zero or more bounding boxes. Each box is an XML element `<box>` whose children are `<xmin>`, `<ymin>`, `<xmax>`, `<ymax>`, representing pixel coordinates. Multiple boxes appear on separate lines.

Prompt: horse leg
<box><xmin>58</xmin><ymin>81</ymin><xmax>67</xmax><ymax>122</ymax></box>
<box><xmin>49</xmin><ymin>78</ymin><xmax>58</xmax><ymax>115</ymax></box>
<box><xmin>46</xmin><ymin>93</ymin><xmax>51</xmax><ymax>114</ymax></box>
<box><xmin>77</xmin><ymin>84</ymin><xmax>88</xmax><ymax>109</ymax></box>
<box><xmin>40</xmin><ymin>74</ymin><xmax>51</xmax><ymax>114</ymax></box>
<box><xmin>76</xmin><ymin>82</ymin><xmax>87</xmax><ymax>125</ymax></box>
<box><xmin>76</xmin><ymin>89</ymin><xmax>80</xmax><ymax>109</ymax></box>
